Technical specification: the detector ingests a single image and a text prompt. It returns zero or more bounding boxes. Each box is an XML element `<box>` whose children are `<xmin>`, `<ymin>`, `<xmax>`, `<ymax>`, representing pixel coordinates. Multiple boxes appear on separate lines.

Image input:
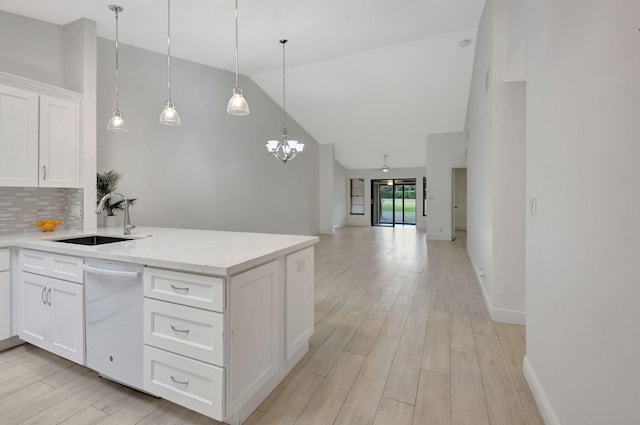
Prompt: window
<box><xmin>422</xmin><ymin>177</ymin><xmax>427</xmax><ymax>216</ymax></box>
<box><xmin>350</xmin><ymin>178</ymin><xmax>365</xmax><ymax>215</ymax></box>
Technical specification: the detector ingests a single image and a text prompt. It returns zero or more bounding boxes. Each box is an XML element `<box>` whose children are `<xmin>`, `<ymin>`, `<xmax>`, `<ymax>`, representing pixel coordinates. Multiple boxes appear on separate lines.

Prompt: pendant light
<box><xmin>381</xmin><ymin>155</ymin><xmax>390</xmax><ymax>172</ymax></box>
<box><xmin>266</xmin><ymin>39</ymin><xmax>304</xmax><ymax>163</ymax></box>
<box><xmin>159</xmin><ymin>0</ymin><xmax>181</xmax><ymax>125</ymax></box>
<box><xmin>227</xmin><ymin>0</ymin><xmax>250</xmax><ymax>115</ymax></box>
<box><xmin>107</xmin><ymin>5</ymin><xmax>127</xmax><ymax>132</ymax></box>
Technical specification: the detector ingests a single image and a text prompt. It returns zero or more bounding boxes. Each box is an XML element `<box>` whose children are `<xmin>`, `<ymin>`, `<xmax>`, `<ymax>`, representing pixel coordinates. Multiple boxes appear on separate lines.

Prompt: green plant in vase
<box><xmin>96</xmin><ymin>170</ymin><xmax>136</xmax><ymax>216</ymax></box>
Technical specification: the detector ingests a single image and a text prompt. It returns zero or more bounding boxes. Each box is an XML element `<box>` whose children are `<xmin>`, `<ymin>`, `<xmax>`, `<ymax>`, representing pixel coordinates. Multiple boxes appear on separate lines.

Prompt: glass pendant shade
<box><xmin>107</xmin><ymin>110</ymin><xmax>127</xmax><ymax>132</ymax></box>
<box><xmin>159</xmin><ymin>100</ymin><xmax>181</xmax><ymax>126</ymax></box>
<box><xmin>227</xmin><ymin>87</ymin><xmax>250</xmax><ymax>115</ymax></box>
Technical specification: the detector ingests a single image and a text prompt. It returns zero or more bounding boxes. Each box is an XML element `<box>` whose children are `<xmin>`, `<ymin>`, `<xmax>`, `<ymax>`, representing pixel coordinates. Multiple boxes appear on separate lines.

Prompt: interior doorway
<box><xmin>451</xmin><ymin>168</ymin><xmax>467</xmax><ymax>240</ymax></box>
<box><xmin>371</xmin><ymin>179</ymin><xmax>417</xmax><ymax>226</ymax></box>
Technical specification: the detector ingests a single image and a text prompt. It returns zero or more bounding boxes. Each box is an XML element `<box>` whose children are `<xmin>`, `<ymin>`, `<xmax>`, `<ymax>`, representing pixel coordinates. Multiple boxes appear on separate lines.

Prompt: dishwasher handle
<box><xmin>82</xmin><ymin>264</ymin><xmax>140</xmax><ymax>278</ymax></box>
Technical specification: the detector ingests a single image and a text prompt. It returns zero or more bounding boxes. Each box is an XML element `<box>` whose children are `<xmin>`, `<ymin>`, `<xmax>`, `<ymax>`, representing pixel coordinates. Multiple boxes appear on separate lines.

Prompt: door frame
<box><xmin>371</xmin><ymin>178</ymin><xmax>417</xmax><ymax>226</ymax></box>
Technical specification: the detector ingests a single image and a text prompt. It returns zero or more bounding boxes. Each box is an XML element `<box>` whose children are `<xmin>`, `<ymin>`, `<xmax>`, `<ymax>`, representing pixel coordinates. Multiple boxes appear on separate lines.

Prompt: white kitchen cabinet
<box><xmin>0</xmin><ymin>75</ymin><xmax>81</xmax><ymax>188</ymax></box>
<box><xmin>18</xmin><ymin>250</ymin><xmax>84</xmax><ymax>364</ymax></box>
<box><xmin>0</xmin><ymin>85</ymin><xmax>39</xmax><ymax>186</ymax></box>
<box><xmin>230</xmin><ymin>260</ymin><xmax>281</xmax><ymax>411</ymax></box>
<box><xmin>285</xmin><ymin>247</ymin><xmax>314</xmax><ymax>360</ymax></box>
<box><xmin>19</xmin><ymin>271</ymin><xmax>84</xmax><ymax>363</ymax></box>
<box><xmin>143</xmin><ymin>267</ymin><xmax>227</xmax><ymax>420</ymax></box>
<box><xmin>0</xmin><ymin>249</ymin><xmax>11</xmax><ymax>340</ymax></box>
<box><xmin>38</xmin><ymin>95</ymin><xmax>79</xmax><ymax>188</ymax></box>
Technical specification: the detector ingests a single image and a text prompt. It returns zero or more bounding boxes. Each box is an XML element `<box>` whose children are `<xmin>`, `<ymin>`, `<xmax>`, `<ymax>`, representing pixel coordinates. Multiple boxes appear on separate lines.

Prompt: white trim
<box><xmin>0</xmin><ymin>71</ymin><xmax>82</xmax><ymax>103</ymax></box>
<box><xmin>468</xmin><ymin>250</ymin><xmax>526</xmax><ymax>325</ymax></box>
<box><xmin>523</xmin><ymin>356</ymin><xmax>561</xmax><ymax>425</ymax></box>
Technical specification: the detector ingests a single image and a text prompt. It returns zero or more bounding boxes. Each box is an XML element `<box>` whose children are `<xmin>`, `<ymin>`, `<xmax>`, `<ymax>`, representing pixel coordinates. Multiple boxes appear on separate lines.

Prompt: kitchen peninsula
<box><xmin>1</xmin><ymin>227</ymin><xmax>318</xmax><ymax>425</ymax></box>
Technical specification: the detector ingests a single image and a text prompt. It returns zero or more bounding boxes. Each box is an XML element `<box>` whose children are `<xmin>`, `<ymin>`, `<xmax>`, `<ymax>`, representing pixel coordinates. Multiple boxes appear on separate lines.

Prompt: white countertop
<box><xmin>0</xmin><ymin>226</ymin><xmax>318</xmax><ymax>276</ymax></box>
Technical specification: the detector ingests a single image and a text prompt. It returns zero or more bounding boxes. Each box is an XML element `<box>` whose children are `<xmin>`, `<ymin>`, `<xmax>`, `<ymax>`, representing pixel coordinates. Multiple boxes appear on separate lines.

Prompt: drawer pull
<box><xmin>170</xmin><ymin>324</ymin><xmax>190</xmax><ymax>334</ymax></box>
<box><xmin>170</xmin><ymin>284</ymin><xmax>190</xmax><ymax>292</ymax></box>
<box><xmin>170</xmin><ymin>374</ymin><xmax>189</xmax><ymax>385</ymax></box>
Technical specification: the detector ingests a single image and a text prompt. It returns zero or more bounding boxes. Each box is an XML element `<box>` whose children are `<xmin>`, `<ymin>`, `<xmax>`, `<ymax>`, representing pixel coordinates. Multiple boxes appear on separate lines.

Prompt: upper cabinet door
<box><xmin>39</xmin><ymin>95</ymin><xmax>79</xmax><ymax>188</ymax></box>
<box><xmin>0</xmin><ymin>85</ymin><xmax>39</xmax><ymax>187</ymax></box>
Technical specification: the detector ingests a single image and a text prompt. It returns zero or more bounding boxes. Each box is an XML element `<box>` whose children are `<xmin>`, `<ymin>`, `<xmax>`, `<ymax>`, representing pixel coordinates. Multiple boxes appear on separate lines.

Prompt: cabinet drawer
<box><xmin>144</xmin><ymin>345</ymin><xmax>224</xmax><ymax>420</ymax></box>
<box><xmin>144</xmin><ymin>298</ymin><xmax>224</xmax><ymax>365</ymax></box>
<box><xmin>144</xmin><ymin>267</ymin><xmax>224</xmax><ymax>312</ymax></box>
<box><xmin>0</xmin><ymin>249</ymin><xmax>9</xmax><ymax>271</ymax></box>
<box><xmin>21</xmin><ymin>250</ymin><xmax>47</xmax><ymax>275</ymax></box>
<box><xmin>21</xmin><ymin>250</ymin><xmax>83</xmax><ymax>283</ymax></box>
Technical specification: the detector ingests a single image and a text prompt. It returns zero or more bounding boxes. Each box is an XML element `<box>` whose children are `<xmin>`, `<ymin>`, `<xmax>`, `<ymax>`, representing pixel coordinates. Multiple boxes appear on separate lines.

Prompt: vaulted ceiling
<box><xmin>0</xmin><ymin>0</ymin><xmax>485</xmax><ymax>170</ymax></box>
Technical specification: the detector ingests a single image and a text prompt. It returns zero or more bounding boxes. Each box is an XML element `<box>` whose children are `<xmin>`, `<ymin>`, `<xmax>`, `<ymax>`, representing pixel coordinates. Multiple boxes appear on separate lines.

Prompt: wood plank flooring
<box><xmin>0</xmin><ymin>226</ymin><xmax>543</xmax><ymax>425</ymax></box>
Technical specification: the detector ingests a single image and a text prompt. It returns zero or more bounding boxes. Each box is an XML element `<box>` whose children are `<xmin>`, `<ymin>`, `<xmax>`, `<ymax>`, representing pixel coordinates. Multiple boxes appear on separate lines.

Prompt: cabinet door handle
<box><xmin>170</xmin><ymin>284</ymin><xmax>190</xmax><ymax>292</ymax></box>
<box><xmin>170</xmin><ymin>324</ymin><xmax>190</xmax><ymax>334</ymax></box>
<box><xmin>41</xmin><ymin>287</ymin><xmax>47</xmax><ymax>305</ymax></box>
<box><xmin>42</xmin><ymin>165</ymin><xmax>47</xmax><ymax>181</ymax></box>
<box><xmin>170</xmin><ymin>375</ymin><xmax>189</xmax><ymax>385</ymax></box>
<box><xmin>46</xmin><ymin>288</ymin><xmax>52</xmax><ymax>306</ymax></box>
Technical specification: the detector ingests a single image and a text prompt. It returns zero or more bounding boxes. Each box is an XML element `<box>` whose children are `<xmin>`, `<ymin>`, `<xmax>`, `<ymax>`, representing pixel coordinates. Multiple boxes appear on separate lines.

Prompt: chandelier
<box><xmin>266</xmin><ymin>39</ymin><xmax>304</xmax><ymax>163</ymax></box>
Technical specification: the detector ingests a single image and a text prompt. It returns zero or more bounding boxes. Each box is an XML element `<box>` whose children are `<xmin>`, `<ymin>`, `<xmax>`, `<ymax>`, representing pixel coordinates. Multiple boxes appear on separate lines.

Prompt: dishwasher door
<box><xmin>84</xmin><ymin>258</ymin><xmax>144</xmax><ymax>390</ymax></box>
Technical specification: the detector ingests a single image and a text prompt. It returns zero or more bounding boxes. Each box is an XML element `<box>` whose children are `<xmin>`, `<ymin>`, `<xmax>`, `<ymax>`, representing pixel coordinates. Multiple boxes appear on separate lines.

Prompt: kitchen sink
<box><xmin>53</xmin><ymin>235</ymin><xmax>135</xmax><ymax>246</ymax></box>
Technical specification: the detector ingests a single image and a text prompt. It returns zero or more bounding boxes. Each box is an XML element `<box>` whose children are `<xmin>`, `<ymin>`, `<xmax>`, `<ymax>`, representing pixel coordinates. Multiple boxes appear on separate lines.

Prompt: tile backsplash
<box><xmin>0</xmin><ymin>187</ymin><xmax>83</xmax><ymax>235</ymax></box>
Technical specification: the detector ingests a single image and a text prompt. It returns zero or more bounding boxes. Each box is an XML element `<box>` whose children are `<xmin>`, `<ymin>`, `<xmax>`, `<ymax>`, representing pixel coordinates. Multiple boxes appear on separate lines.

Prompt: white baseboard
<box><xmin>523</xmin><ymin>356</ymin><xmax>561</xmax><ymax>425</ymax></box>
<box><xmin>468</xmin><ymin>251</ymin><xmax>526</xmax><ymax>326</ymax></box>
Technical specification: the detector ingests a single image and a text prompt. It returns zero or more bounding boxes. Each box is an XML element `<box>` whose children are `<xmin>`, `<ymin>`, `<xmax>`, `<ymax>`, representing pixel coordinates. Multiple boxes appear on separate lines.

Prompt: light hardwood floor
<box><xmin>0</xmin><ymin>226</ymin><xmax>543</xmax><ymax>425</ymax></box>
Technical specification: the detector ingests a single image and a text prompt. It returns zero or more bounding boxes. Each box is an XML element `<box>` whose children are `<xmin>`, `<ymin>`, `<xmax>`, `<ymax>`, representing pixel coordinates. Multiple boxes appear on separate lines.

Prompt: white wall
<box><xmin>97</xmin><ymin>39</ymin><xmax>320</xmax><ymax>236</ymax></box>
<box><xmin>346</xmin><ymin>167</ymin><xmax>426</xmax><ymax>229</ymax></box>
<box><xmin>426</xmin><ymin>132</ymin><xmax>467</xmax><ymax>240</ymax></box>
<box><xmin>332</xmin><ymin>159</ymin><xmax>348</xmax><ymax>230</ymax></box>
<box><xmin>0</xmin><ymin>11</ymin><xmax>65</xmax><ymax>87</ymax></box>
<box><xmin>465</xmin><ymin>0</ymin><xmax>526</xmax><ymax>325</ymax></box>
<box><xmin>318</xmin><ymin>144</ymin><xmax>335</xmax><ymax>234</ymax></box>
<box><xmin>523</xmin><ymin>1</ymin><xmax>640</xmax><ymax>424</ymax></box>
<box><xmin>453</xmin><ymin>168</ymin><xmax>467</xmax><ymax>230</ymax></box>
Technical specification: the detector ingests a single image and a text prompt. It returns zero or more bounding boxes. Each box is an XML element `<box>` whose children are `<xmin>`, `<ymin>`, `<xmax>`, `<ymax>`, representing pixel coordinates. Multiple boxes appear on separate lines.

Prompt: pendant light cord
<box><xmin>114</xmin><ymin>8</ymin><xmax>120</xmax><ymax>111</ymax></box>
<box><xmin>234</xmin><ymin>0</ymin><xmax>239</xmax><ymax>88</ymax></box>
<box><xmin>167</xmin><ymin>0</ymin><xmax>172</xmax><ymax>100</ymax></box>
<box><xmin>281</xmin><ymin>39</ymin><xmax>287</xmax><ymax>131</ymax></box>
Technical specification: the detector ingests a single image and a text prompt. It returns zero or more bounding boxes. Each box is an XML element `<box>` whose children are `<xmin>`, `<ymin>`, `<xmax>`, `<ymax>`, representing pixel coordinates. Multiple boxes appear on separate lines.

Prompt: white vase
<box><xmin>104</xmin><ymin>215</ymin><xmax>118</xmax><ymax>228</ymax></box>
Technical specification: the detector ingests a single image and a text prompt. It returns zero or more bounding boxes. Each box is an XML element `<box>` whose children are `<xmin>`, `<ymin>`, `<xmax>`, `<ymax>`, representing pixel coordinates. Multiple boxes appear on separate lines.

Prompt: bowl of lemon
<box><xmin>36</xmin><ymin>220</ymin><xmax>61</xmax><ymax>232</ymax></box>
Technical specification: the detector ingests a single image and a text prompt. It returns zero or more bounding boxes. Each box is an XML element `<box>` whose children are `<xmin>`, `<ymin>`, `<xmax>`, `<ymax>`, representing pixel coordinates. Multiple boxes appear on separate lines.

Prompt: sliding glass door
<box><xmin>371</xmin><ymin>179</ymin><xmax>416</xmax><ymax>226</ymax></box>
<box><xmin>395</xmin><ymin>182</ymin><xmax>416</xmax><ymax>225</ymax></box>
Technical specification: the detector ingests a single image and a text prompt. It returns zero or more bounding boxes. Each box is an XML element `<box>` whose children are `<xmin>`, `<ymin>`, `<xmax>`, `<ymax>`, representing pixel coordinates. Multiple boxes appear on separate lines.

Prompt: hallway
<box><xmin>252</xmin><ymin>226</ymin><xmax>543</xmax><ymax>425</ymax></box>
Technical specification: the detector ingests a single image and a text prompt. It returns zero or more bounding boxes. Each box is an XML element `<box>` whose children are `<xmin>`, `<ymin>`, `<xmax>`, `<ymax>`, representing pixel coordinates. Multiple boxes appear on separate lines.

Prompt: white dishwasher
<box><xmin>84</xmin><ymin>258</ymin><xmax>144</xmax><ymax>390</ymax></box>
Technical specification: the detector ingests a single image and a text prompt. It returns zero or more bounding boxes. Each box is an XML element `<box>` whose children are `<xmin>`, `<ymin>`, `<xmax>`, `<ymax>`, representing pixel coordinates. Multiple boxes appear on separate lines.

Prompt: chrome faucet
<box><xmin>96</xmin><ymin>192</ymin><xmax>136</xmax><ymax>235</ymax></box>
